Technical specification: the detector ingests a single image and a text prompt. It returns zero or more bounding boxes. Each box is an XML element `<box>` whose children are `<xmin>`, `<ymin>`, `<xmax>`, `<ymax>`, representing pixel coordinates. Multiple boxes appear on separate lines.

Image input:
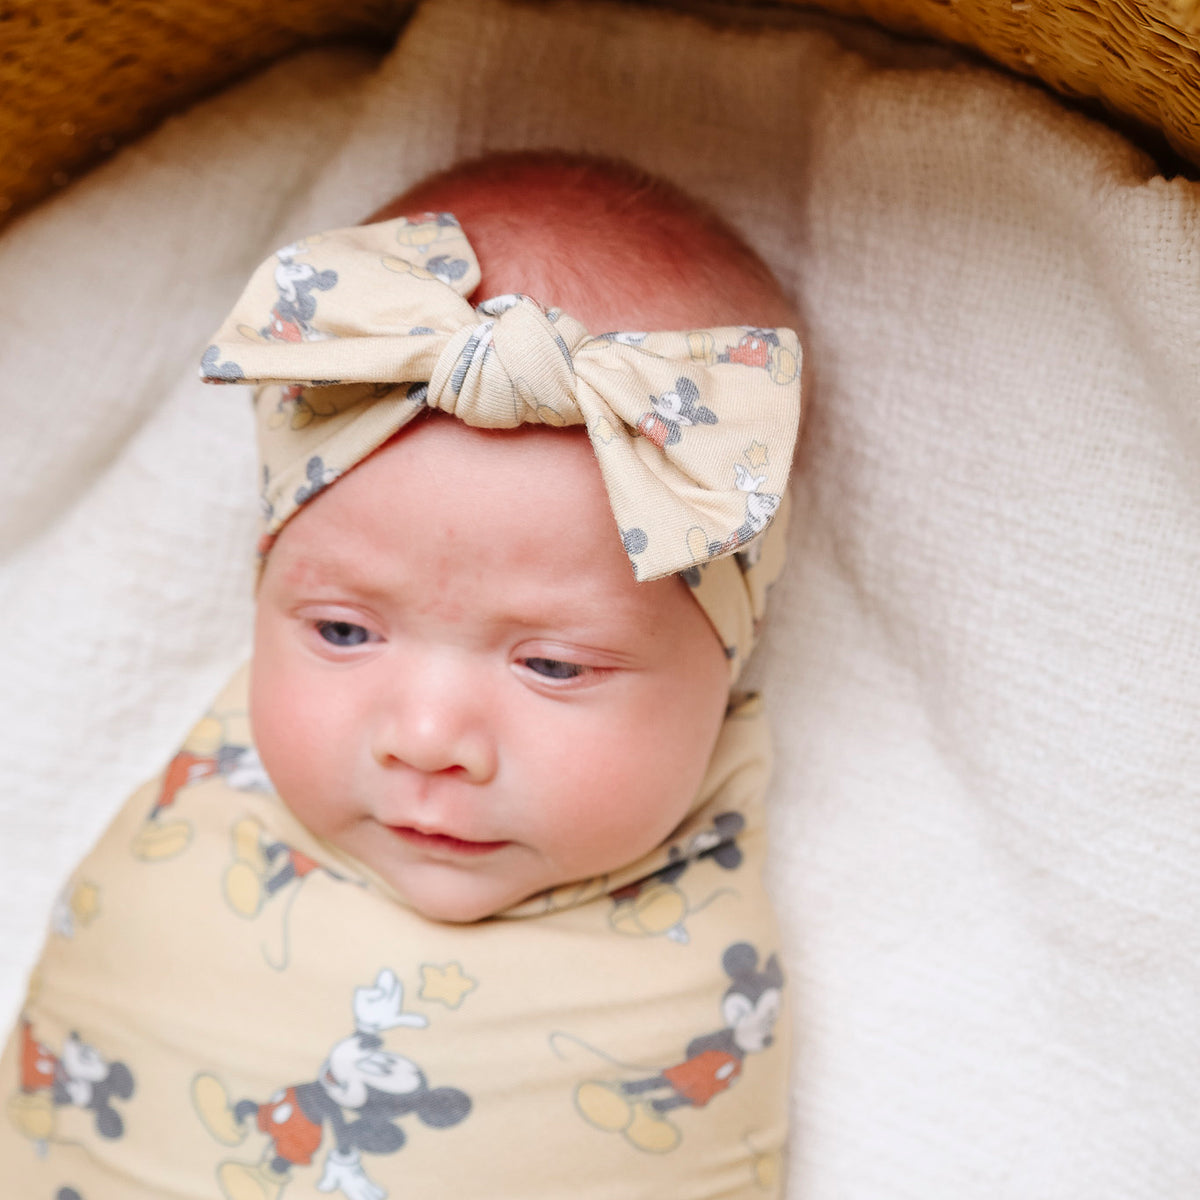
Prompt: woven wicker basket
<box><xmin>1</xmin><ymin>0</ymin><xmax>1197</xmax><ymax>225</ymax></box>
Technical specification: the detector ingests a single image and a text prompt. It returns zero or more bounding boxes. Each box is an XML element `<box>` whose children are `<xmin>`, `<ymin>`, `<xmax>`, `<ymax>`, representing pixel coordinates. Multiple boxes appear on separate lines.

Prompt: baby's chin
<box><xmin>402</xmin><ymin>889</ymin><xmax>508</xmax><ymax>924</ymax></box>
<box><xmin>410</xmin><ymin>897</ymin><xmax>509</xmax><ymax>924</ymax></box>
<box><xmin>381</xmin><ymin>857</ymin><xmax>546</xmax><ymax>924</ymax></box>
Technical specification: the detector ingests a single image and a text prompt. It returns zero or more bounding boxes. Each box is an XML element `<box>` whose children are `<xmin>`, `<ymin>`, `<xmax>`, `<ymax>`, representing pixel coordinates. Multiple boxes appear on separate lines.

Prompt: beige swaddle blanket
<box><xmin>2</xmin><ymin>666</ymin><xmax>788</xmax><ymax>1199</ymax></box>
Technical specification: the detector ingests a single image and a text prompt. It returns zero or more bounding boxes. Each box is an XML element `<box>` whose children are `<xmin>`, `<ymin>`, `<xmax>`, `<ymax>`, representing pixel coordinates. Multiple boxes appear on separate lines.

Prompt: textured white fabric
<box><xmin>1</xmin><ymin>1</ymin><xmax>1198</xmax><ymax>1196</ymax></box>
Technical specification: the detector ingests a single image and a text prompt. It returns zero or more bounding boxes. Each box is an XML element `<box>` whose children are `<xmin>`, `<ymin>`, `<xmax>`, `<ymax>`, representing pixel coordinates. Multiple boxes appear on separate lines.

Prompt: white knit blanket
<box><xmin>2</xmin><ymin>1</ymin><xmax>1198</xmax><ymax>1195</ymax></box>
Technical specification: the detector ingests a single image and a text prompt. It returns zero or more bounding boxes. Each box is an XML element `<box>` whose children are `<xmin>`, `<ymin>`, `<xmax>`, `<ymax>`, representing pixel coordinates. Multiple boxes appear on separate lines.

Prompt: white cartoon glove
<box><xmin>50</xmin><ymin>890</ymin><xmax>75</xmax><ymax>938</ymax></box>
<box><xmin>353</xmin><ymin>968</ymin><xmax>427</xmax><ymax>1033</ymax></box>
<box><xmin>316</xmin><ymin>1148</ymin><xmax>386</xmax><ymax>1200</ymax></box>
<box><xmin>223</xmin><ymin>746</ymin><xmax>273</xmax><ymax>792</ymax></box>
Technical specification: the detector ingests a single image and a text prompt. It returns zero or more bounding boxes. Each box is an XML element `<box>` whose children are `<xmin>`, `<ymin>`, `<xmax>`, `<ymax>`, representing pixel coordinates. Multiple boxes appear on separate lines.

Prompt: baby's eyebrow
<box><xmin>277</xmin><ymin>553</ymin><xmax>395</xmax><ymax>601</ymax></box>
<box><xmin>499</xmin><ymin>597</ymin><xmax>663</xmax><ymax>646</ymax></box>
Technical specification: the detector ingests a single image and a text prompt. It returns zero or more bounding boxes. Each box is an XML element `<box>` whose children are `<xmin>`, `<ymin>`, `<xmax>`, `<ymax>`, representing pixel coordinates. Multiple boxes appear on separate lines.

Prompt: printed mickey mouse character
<box><xmin>423</xmin><ymin>253</ymin><xmax>469</xmax><ymax>285</ymax></box>
<box><xmin>636</xmin><ymin>376</ymin><xmax>718</xmax><ymax>448</ymax></box>
<box><xmin>381</xmin><ymin>213</ymin><xmax>470</xmax><ymax>283</ymax></box>
<box><xmin>223</xmin><ymin>816</ymin><xmax>359</xmax><ymax>970</ymax></box>
<box><xmin>609</xmin><ymin>812</ymin><xmax>746</xmax><ymax>943</ymax></box>
<box><xmin>267</xmin><ymin>384</ymin><xmax>326</xmax><ymax>432</ymax></box>
<box><xmin>201</xmin><ymin>344</ymin><xmax>244</xmax><ymax>382</ymax></box>
<box><xmin>598</xmin><ymin>330</ymin><xmax>648</xmax><ymax>347</ymax></box>
<box><xmin>720</xmin><ymin>328</ymin><xmax>774</xmax><ymax>369</ymax></box>
<box><xmin>701</xmin><ymin>462</ymin><xmax>782</xmax><ymax>561</ymax></box>
<box><xmin>49</xmin><ymin>878</ymin><xmax>101</xmax><ymax>940</ymax></box>
<box><xmin>260</xmin><ymin>242</ymin><xmax>338</xmax><ymax>343</ymax></box>
<box><xmin>392</xmin><ymin>211</ymin><xmax>460</xmax><ymax>250</ymax></box>
<box><xmin>5</xmin><ymin>1021</ymin><xmax>134</xmax><ymax>1154</ymax></box>
<box><xmin>193</xmin><ymin>968</ymin><xmax>470</xmax><ymax>1200</ymax></box>
<box><xmin>132</xmin><ymin>718</ymin><xmax>271</xmax><ymax>862</ymax></box>
<box><xmin>223</xmin><ymin>816</ymin><xmax>349</xmax><ymax>920</ymax></box>
<box><xmin>575</xmin><ymin>942</ymin><xmax>783</xmax><ymax>1153</ymax></box>
<box><xmin>732</xmin><ymin>462</ymin><xmax>782</xmax><ymax>545</ymax></box>
<box><xmin>687</xmin><ymin>327</ymin><xmax>799</xmax><ymax>385</ymax></box>
<box><xmin>294</xmin><ymin>454</ymin><xmax>339</xmax><ymax>506</ymax></box>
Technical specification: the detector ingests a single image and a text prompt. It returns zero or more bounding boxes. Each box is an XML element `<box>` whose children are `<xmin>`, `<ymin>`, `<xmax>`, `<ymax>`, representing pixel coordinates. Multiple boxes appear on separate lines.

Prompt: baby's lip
<box><xmin>387</xmin><ymin>825</ymin><xmax>510</xmax><ymax>857</ymax></box>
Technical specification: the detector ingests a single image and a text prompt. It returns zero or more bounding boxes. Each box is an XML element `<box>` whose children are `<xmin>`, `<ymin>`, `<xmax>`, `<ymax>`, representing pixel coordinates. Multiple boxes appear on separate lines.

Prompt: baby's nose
<box><xmin>371</xmin><ymin>656</ymin><xmax>496</xmax><ymax>782</ymax></box>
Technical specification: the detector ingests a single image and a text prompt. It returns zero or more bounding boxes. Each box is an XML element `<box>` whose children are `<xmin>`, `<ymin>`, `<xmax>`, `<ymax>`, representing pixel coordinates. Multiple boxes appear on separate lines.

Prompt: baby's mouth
<box><xmin>388</xmin><ymin>825</ymin><xmax>510</xmax><ymax>856</ymax></box>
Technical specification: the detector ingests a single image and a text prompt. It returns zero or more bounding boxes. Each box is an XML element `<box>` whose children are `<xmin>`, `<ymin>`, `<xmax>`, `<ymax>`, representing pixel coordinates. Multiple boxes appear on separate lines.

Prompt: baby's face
<box><xmin>251</xmin><ymin>416</ymin><xmax>731</xmax><ymax>922</ymax></box>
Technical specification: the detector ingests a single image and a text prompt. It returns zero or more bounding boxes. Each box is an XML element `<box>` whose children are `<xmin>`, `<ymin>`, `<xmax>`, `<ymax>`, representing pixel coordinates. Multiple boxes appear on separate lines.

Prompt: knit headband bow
<box><xmin>201</xmin><ymin>213</ymin><xmax>802</xmax><ymax>676</ymax></box>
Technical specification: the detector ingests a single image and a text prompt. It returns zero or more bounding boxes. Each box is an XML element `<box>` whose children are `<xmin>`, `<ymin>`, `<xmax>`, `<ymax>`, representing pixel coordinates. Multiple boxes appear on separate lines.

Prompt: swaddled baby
<box><xmin>1</xmin><ymin>152</ymin><xmax>802</xmax><ymax>1200</ymax></box>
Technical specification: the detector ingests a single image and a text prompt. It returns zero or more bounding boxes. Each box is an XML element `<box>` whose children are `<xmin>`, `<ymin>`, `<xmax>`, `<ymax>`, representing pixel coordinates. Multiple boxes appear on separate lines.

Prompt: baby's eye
<box><xmin>316</xmin><ymin>620</ymin><xmax>371</xmax><ymax>648</ymax></box>
<box><xmin>522</xmin><ymin>657</ymin><xmax>589</xmax><ymax>680</ymax></box>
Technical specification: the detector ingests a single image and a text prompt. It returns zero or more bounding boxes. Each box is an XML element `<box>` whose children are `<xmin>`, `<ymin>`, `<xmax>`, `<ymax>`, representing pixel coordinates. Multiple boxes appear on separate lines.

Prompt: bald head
<box><xmin>369</xmin><ymin>152</ymin><xmax>797</xmax><ymax>333</ymax></box>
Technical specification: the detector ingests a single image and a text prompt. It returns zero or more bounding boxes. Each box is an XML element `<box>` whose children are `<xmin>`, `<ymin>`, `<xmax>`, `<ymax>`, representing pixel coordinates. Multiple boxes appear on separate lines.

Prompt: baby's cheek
<box><xmin>547</xmin><ymin>750</ymin><xmax>694</xmax><ymax>870</ymax></box>
<box><xmin>248</xmin><ymin>657</ymin><xmax>323</xmax><ymax>806</ymax></box>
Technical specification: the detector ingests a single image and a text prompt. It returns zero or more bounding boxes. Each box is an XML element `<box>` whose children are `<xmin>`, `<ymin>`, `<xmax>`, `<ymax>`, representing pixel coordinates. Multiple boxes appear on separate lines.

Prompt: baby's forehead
<box><xmin>277</xmin><ymin>418</ymin><xmax>623</xmax><ymax>585</ymax></box>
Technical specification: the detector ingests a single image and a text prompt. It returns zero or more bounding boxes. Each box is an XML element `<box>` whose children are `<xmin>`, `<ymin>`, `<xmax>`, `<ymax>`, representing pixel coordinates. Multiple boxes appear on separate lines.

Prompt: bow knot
<box><xmin>427</xmin><ymin>296</ymin><xmax>586</xmax><ymax>429</ymax></box>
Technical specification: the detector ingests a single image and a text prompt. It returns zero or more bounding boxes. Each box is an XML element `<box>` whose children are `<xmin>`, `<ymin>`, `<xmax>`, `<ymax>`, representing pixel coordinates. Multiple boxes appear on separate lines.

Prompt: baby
<box><xmin>1</xmin><ymin>153</ymin><xmax>801</xmax><ymax>1199</ymax></box>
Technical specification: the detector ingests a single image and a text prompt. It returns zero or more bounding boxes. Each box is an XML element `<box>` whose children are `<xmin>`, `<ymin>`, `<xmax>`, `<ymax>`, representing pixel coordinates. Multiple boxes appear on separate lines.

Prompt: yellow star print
<box><xmin>420</xmin><ymin>962</ymin><xmax>478</xmax><ymax>1009</ymax></box>
<box><xmin>744</xmin><ymin>441</ymin><xmax>769</xmax><ymax>469</ymax></box>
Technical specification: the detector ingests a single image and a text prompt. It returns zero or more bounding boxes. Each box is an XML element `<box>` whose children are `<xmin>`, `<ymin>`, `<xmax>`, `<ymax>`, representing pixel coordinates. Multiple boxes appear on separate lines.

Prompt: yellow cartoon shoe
<box><xmin>70</xmin><ymin>880</ymin><xmax>101</xmax><ymax>926</ymax></box>
<box><xmin>575</xmin><ymin>1080</ymin><xmax>633</xmax><ymax>1132</ymax></box>
<box><xmin>768</xmin><ymin>340</ymin><xmax>799</xmax><ymax>384</ymax></box>
<box><xmin>217</xmin><ymin>1158</ymin><xmax>289</xmax><ymax>1200</ymax></box>
<box><xmin>753</xmin><ymin>1147</ymin><xmax>781</xmax><ymax>1189</ymax></box>
<box><xmin>224</xmin><ymin>818</ymin><xmax>269</xmax><ymax>916</ymax></box>
<box><xmin>131</xmin><ymin>818</ymin><xmax>193</xmax><ymax>861</ymax></box>
<box><xmin>6</xmin><ymin>1089</ymin><xmax>55</xmax><ymax>1142</ymax></box>
<box><xmin>224</xmin><ymin>861</ymin><xmax>266</xmax><ymax>916</ymax></box>
<box><xmin>687</xmin><ymin>330</ymin><xmax>718</xmax><ymax>365</ymax></box>
<box><xmin>610</xmin><ymin>880</ymin><xmax>687</xmax><ymax>941</ymax></box>
<box><xmin>624</xmin><ymin>1100</ymin><xmax>681</xmax><ymax>1153</ymax></box>
<box><xmin>232</xmin><ymin>817</ymin><xmax>269</xmax><ymax>873</ymax></box>
<box><xmin>192</xmin><ymin>1073</ymin><xmax>248</xmax><ymax>1146</ymax></box>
